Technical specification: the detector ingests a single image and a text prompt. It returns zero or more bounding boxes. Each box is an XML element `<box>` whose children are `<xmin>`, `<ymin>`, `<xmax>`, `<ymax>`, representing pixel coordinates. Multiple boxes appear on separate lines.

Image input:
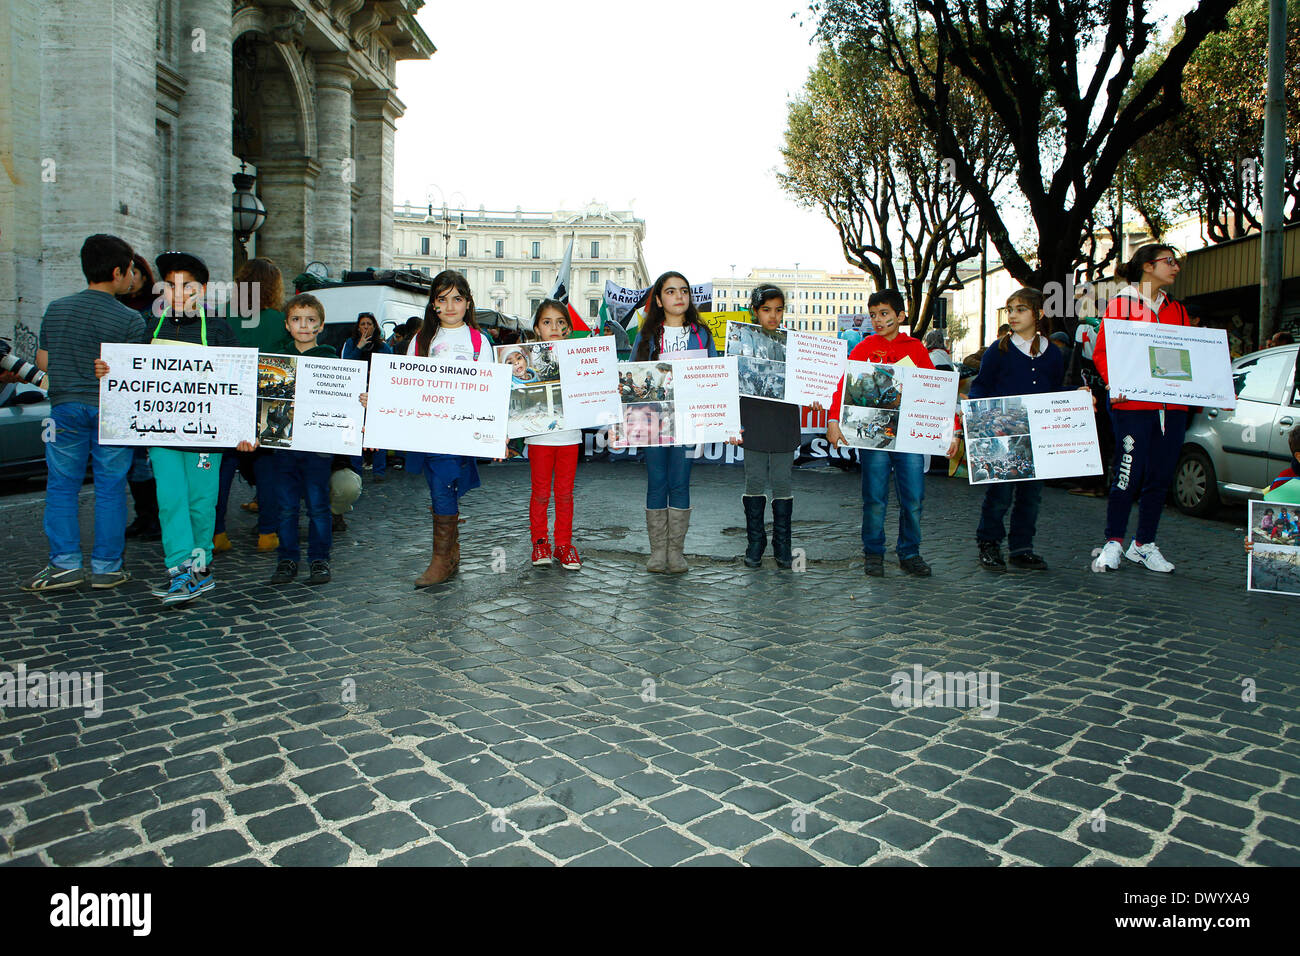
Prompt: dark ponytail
<box><xmin>1117</xmin><ymin>244</ymin><xmax>1177</xmax><ymax>283</ymax></box>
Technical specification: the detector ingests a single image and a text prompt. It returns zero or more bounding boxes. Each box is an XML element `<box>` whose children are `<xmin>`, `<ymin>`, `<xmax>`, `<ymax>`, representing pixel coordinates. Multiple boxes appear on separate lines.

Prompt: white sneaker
<box><xmin>1126</xmin><ymin>541</ymin><xmax>1175</xmax><ymax>573</ymax></box>
<box><xmin>1090</xmin><ymin>540</ymin><xmax>1123</xmax><ymax>572</ymax></box>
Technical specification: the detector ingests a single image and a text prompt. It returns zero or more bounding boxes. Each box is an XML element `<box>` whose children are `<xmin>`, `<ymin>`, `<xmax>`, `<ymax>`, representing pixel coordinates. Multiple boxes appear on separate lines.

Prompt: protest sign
<box><xmin>494</xmin><ymin>341</ymin><xmax>563</xmax><ymax>438</ymax></box>
<box><xmin>839</xmin><ymin>360</ymin><xmax>958</xmax><ymax>455</ymax></box>
<box><xmin>364</xmin><ymin>354</ymin><xmax>510</xmax><ymax>458</ymax></box>
<box><xmin>962</xmin><ymin>392</ymin><xmax>1101</xmax><ymax>484</ymax></box>
<box><xmin>1103</xmin><ymin>319</ymin><xmax>1235</xmax><ymax>408</ymax></box>
<box><xmin>1248</xmin><ymin>499</ymin><xmax>1300</xmax><ymax>596</ymax></box>
<box><xmin>98</xmin><ymin>343</ymin><xmax>258</xmax><ymax>447</ymax></box>
<box><xmin>554</xmin><ymin>335</ymin><xmax>622</xmax><ymax>429</ymax></box>
<box><xmin>605</xmin><ymin>280</ymin><xmax>712</xmax><ymax>328</ymax></box>
<box><xmin>672</xmin><ymin>356</ymin><xmax>742</xmax><ymax>444</ymax></box>
<box><xmin>609</xmin><ymin>360</ymin><xmax>677</xmax><ymax>448</ymax></box>
<box><xmin>255</xmin><ymin>353</ymin><xmax>367</xmax><ymax>456</ymax></box>
<box><xmin>725</xmin><ymin>320</ymin><xmax>847</xmax><ymax>407</ymax></box>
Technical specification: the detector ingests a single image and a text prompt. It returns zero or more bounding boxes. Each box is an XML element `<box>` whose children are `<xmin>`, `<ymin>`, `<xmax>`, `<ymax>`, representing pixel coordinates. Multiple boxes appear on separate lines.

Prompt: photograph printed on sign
<box><xmin>609</xmin><ymin>361</ymin><xmax>675</xmax><ymax>448</ymax></box>
<box><xmin>497</xmin><ymin>342</ymin><xmax>564</xmax><ymax>437</ymax></box>
<box><xmin>1149</xmin><ymin>346</ymin><xmax>1193</xmax><ymax>381</ymax></box>
<box><xmin>843</xmin><ymin>364</ymin><xmax>902</xmax><ymax>410</ymax></box>
<box><xmin>256</xmin><ymin>355</ymin><xmax>297</xmax><ymax>447</ymax></box>
<box><xmin>967</xmin><ymin>435</ymin><xmax>1036</xmax><ymax>482</ymax></box>
<box><xmin>726</xmin><ymin>320</ymin><xmax>788</xmax><ymax>402</ymax></box>
<box><xmin>841</xmin><ymin>405</ymin><xmax>899</xmax><ymax>449</ymax></box>
<box><xmin>1248</xmin><ymin>499</ymin><xmax>1300</xmax><ymax>596</ymax></box>
<box><xmin>964</xmin><ymin>396</ymin><xmax>1030</xmax><ymax>440</ymax></box>
<box><xmin>496</xmin><ymin>342</ymin><xmax>561</xmax><ymax>385</ymax></box>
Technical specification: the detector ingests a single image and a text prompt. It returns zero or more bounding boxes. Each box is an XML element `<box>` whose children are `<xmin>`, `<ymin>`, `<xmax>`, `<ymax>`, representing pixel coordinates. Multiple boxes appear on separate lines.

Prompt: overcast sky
<box><xmin>393</xmin><ymin>0</ymin><xmax>1198</xmax><ymax>286</ymax></box>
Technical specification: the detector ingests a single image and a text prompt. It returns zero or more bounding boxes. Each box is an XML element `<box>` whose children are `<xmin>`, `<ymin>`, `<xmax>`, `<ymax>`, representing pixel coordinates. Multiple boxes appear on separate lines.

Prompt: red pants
<box><xmin>529</xmin><ymin>444</ymin><xmax>578</xmax><ymax>546</ymax></box>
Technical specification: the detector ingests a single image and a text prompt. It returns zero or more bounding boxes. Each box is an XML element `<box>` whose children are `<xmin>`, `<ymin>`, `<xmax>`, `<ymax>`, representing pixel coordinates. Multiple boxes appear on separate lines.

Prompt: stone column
<box><xmin>313</xmin><ymin>54</ymin><xmax>355</xmax><ymax>277</ymax></box>
<box><xmin>352</xmin><ymin>89</ymin><xmax>404</xmax><ymax>270</ymax></box>
<box><xmin>174</xmin><ymin>0</ymin><xmax>232</xmax><ymax>282</ymax></box>
<box><xmin>36</xmin><ymin>0</ymin><xmax>157</xmax><ymax>303</ymax></box>
<box><xmin>255</xmin><ymin>158</ymin><xmax>319</xmax><ymax>281</ymax></box>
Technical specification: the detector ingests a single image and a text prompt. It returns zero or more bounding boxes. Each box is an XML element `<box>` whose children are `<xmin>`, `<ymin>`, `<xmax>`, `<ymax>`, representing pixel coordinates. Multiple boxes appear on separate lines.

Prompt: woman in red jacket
<box><xmin>1089</xmin><ymin>244</ymin><xmax>1187</xmax><ymax>574</ymax></box>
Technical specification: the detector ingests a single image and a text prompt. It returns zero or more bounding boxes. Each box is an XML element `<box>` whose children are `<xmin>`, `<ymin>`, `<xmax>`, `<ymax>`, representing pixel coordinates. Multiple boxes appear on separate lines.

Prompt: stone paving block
<box><xmin>271</xmin><ymin>833</ymin><xmax>354</xmax><ymax>867</ymax></box>
<box><xmin>622</xmin><ymin>827</ymin><xmax>708</xmax><ymax>866</ymax></box>
<box><xmin>164</xmin><ymin>830</ymin><xmax>252</xmax><ymax>866</ymax></box>
<box><xmin>1003</xmin><ymin>829</ymin><xmax>1089</xmax><ymax>866</ymax></box>
<box><xmin>918</xmin><ymin>837</ymin><xmax>1001</xmax><ymax>866</ymax></box>
<box><xmin>340</xmin><ymin>812</ymin><xmax>429</xmax><ymax>854</ymax></box>
<box><xmin>741</xmin><ymin>838</ymin><xmax>821</xmax><ymax>867</ymax></box>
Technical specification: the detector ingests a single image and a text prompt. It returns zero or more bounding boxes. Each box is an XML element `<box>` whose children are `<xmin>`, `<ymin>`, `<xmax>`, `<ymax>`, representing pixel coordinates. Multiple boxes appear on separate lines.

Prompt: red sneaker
<box><xmin>531</xmin><ymin>538</ymin><xmax>553</xmax><ymax>566</ymax></box>
<box><xmin>554</xmin><ymin>543</ymin><xmax>582</xmax><ymax>570</ymax></box>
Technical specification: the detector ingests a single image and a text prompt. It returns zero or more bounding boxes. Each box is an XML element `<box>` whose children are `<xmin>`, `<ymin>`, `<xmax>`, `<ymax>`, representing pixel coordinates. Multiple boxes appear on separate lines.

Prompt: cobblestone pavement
<box><xmin>2</xmin><ymin>459</ymin><xmax>1298</xmax><ymax>867</ymax></box>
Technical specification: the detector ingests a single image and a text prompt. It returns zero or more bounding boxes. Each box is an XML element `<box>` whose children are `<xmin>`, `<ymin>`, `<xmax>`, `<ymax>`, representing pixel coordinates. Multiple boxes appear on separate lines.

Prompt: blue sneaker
<box><xmin>190</xmin><ymin>568</ymin><xmax>215</xmax><ymax>594</ymax></box>
<box><xmin>151</xmin><ymin>565</ymin><xmax>188</xmax><ymax>598</ymax></box>
<box><xmin>161</xmin><ymin>569</ymin><xmax>204</xmax><ymax>606</ymax></box>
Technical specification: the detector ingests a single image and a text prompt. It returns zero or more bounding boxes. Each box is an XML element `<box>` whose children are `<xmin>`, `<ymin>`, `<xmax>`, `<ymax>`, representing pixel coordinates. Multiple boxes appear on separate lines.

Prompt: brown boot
<box><xmin>415</xmin><ymin>513</ymin><xmax>459</xmax><ymax>588</ymax></box>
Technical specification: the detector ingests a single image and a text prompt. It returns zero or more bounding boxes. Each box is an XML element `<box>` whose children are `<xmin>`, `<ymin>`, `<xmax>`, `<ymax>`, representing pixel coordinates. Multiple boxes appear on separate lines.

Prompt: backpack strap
<box><xmin>470</xmin><ymin>326</ymin><xmax>483</xmax><ymax>360</ymax></box>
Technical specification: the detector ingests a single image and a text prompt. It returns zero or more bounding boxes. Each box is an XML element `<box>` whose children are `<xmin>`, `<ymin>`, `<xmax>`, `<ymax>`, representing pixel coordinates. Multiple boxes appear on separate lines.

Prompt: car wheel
<box><xmin>1173</xmin><ymin>446</ymin><xmax>1219</xmax><ymax>517</ymax></box>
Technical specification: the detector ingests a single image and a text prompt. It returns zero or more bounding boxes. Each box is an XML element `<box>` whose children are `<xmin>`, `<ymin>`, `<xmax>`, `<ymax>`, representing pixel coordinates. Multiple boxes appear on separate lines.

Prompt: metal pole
<box><xmin>978</xmin><ymin>224</ymin><xmax>988</xmax><ymax>345</ymax></box>
<box><xmin>1260</xmin><ymin>0</ymin><xmax>1288</xmax><ymax>347</ymax></box>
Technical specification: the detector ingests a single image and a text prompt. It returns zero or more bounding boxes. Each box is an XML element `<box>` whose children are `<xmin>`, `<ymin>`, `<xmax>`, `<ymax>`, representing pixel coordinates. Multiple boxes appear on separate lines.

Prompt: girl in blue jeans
<box><xmin>627</xmin><ymin>271</ymin><xmax>718</xmax><ymax>573</ymax></box>
<box><xmin>966</xmin><ymin>287</ymin><xmax>1089</xmax><ymax>571</ymax></box>
<box><xmin>407</xmin><ymin>271</ymin><xmax>490</xmax><ymax>589</ymax></box>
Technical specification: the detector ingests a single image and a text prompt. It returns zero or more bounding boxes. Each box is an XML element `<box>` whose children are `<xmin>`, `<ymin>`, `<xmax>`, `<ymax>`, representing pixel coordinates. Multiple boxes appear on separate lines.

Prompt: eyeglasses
<box><xmin>1153</xmin><ymin>256</ymin><xmax>1181</xmax><ymax>267</ymax></box>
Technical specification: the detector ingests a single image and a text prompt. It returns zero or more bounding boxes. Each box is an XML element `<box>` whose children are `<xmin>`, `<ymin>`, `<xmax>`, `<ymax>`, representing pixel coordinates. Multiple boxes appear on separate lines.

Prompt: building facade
<box><xmin>392</xmin><ymin>201</ymin><xmax>649</xmax><ymax>321</ymax></box>
<box><xmin>0</xmin><ymin>0</ymin><xmax>432</xmax><ymax>353</ymax></box>
<box><xmin>710</xmin><ymin>267</ymin><xmax>876</xmax><ymax>335</ymax></box>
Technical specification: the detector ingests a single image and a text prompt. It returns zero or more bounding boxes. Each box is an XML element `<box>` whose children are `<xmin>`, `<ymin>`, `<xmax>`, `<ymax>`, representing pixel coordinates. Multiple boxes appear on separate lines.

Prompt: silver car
<box><xmin>1173</xmin><ymin>343</ymin><xmax>1298</xmax><ymax>516</ymax></box>
<box><xmin>0</xmin><ymin>382</ymin><xmax>51</xmax><ymax>479</ymax></box>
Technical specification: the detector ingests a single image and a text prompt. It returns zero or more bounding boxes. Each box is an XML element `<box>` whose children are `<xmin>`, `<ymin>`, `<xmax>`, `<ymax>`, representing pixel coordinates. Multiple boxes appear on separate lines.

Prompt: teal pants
<box><xmin>149</xmin><ymin>447</ymin><xmax>222</xmax><ymax>572</ymax></box>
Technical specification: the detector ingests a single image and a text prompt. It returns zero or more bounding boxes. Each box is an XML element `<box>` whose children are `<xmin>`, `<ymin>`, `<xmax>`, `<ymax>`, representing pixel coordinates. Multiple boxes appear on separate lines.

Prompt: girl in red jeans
<box><xmin>527</xmin><ymin>300</ymin><xmax>583</xmax><ymax>569</ymax></box>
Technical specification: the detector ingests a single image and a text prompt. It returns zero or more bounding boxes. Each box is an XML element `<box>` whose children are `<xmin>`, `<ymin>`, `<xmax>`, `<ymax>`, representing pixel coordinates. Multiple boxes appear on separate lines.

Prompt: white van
<box><xmin>309</xmin><ymin>272</ymin><xmax>432</xmax><ymax>353</ymax></box>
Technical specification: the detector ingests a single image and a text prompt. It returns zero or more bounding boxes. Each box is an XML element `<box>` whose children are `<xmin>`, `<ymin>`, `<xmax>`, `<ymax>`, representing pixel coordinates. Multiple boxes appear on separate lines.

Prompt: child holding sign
<box><xmin>93</xmin><ymin>251</ymin><xmax>243</xmax><ymax>605</ymax></box>
<box><xmin>407</xmin><ymin>270</ymin><xmax>489</xmax><ymax>588</ymax></box>
<box><xmin>267</xmin><ymin>294</ymin><xmax>355</xmax><ymax>588</ymax></box>
<box><xmin>526</xmin><ymin>300</ymin><xmax>584</xmax><ymax>570</ymax></box>
<box><xmin>737</xmin><ymin>284</ymin><xmax>802</xmax><ymax>570</ymax></box>
<box><xmin>1089</xmin><ymin>244</ymin><xmax>1189</xmax><ymax>574</ymax></box>
<box><xmin>629</xmin><ymin>271</ymin><xmax>719</xmax><ymax>573</ymax></box>
<box><xmin>827</xmin><ymin>290</ymin><xmax>956</xmax><ymax>577</ymax></box>
<box><xmin>966</xmin><ymin>288</ymin><xmax>1077</xmax><ymax>572</ymax></box>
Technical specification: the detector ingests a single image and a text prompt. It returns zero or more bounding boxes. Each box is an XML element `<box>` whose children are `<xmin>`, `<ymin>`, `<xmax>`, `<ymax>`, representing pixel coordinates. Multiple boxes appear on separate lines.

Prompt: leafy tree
<box><xmin>810</xmin><ymin>0</ymin><xmax>1242</xmax><ymax>308</ymax></box>
<box><xmin>1129</xmin><ymin>0</ymin><xmax>1300</xmax><ymax>242</ymax></box>
<box><xmin>780</xmin><ymin>43</ymin><xmax>1012</xmax><ymax>336</ymax></box>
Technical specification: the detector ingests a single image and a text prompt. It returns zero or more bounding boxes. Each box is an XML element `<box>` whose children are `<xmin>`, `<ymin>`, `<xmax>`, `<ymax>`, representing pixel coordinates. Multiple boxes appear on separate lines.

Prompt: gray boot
<box><xmin>666</xmin><ymin>506</ymin><xmax>691</xmax><ymax>573</ymax></box>
<box><xmin>645</xmin><ymin>508</ymin><xmax>669</xmax><ymax>573</ymax></box>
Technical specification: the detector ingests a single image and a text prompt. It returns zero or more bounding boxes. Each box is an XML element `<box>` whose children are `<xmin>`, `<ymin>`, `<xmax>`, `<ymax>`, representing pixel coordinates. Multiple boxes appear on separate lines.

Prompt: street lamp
<box><xmin>232</xmin><ymin>164</ymin><xmax>267</xmax><ymax>258</ymax></box>
<box><xmin>427</xmin><ymin>185</ymin><xmax>466</xmax><ymax>273</ymax></box>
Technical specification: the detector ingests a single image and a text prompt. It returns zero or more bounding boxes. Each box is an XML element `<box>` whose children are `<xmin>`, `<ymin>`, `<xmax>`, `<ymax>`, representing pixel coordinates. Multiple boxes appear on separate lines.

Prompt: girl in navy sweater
<box><xmin>966</xmin><ymin>287</ymin><xmax>1088</xmax><ymax>571</ymax></box>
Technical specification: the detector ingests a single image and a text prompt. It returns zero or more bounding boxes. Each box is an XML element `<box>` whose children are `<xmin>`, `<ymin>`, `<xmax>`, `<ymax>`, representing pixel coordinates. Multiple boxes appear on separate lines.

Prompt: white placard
<box><xmin>364</xmin><ymin>353</ymin><xmax>510</xmax><ymax>458</ymax></box>
<box><xmin>962</xmin><ymin>392</ymin><xmax>1102</xmax><ymax>484</ymax></box>
<box><xmin>672</xmin><ymin>356</ymin><xmax>741</xmax><ymax>444</ymax></box>
<box><xmin>554</xmin><ymin>335</ymin><xmax>622</xmax><ymax>430</ymax></box>
<box><xmin>726</xmin><ymin>320</ymin><xmax>847</xmax><ymax>406</ymax></box>
<box><xmin>98</xmin><ymin>343</ymin><xmax>258</xmax><ymax>447</ymax></box>
<box><xmin>786</xmin><ymin>330</ymin><xmax>848</xmax><ymax>406</ymax></box>
<box><xmin>494</xmin><ymin>341</ymin><xmax>563</xmax><ymax>438</ymax></box>
<box><xmin>256</xmin><ymin>353</ymin><xmax>367</xmax><ymax>456</ymax></box>
<box><xmin>1248</xmin><ymin>499</ymin><xmax>1300</xmax><ymax>596</ymax></box>
<box><xmin>1103</xmin><ymin>319</ymin><xmax>1236</xmax><ymax>408</ymax></box>
<box><xmin>839</xmin><ymin>360</ymin><xmax>958</xmax><ymax>455</ymax></box>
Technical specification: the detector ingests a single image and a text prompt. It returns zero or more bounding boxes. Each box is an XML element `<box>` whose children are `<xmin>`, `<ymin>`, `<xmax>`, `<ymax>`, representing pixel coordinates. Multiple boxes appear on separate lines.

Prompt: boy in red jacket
<box><xmin>828</xmin><ymin>290</ymin><xmax>953</xmax><ymax>577</ymax></box>
<box><xmin>1090</xmin><ymin>245</ymin><xmax>1188</xmax><ymax>573</ymax></box>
